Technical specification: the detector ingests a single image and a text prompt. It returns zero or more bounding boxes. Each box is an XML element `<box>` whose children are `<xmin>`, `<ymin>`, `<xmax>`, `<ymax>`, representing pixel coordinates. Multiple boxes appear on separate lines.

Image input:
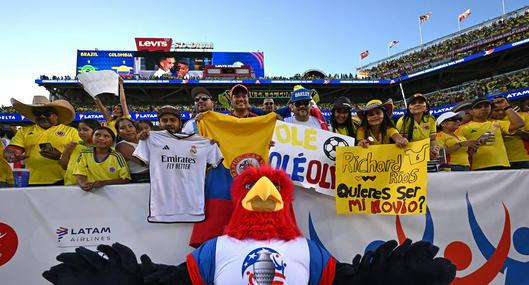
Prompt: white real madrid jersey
<box><xmin>133</xmin><ymin>130</ymin><xmax>223</xmax><ymax>222</ymax></box>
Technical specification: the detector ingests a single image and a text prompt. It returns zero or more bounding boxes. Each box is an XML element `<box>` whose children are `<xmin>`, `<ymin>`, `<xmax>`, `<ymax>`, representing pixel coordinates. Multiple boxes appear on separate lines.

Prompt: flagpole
<box><xmin>387</xmin><ymin>45</ymin><xmax>390</xmax><ymax>57</ymax></box>
<box><xmin>502</xmin><ymin>0</ymin><xmax>506</xmax><ymax>15</ymax></box>
<box><xmin>419</xmin><ymin>20</ymin><xmax>423</xmax><ymax>45</ymax></box>
<box><xmin>399</xmin><ymin>83</ymin><xmax>407</xmax><ymax>109</ymax></box>
<box><xmin>458</xmin><ymin>19</ymin><xmax>461</xmax><ymax>32</ymax></box>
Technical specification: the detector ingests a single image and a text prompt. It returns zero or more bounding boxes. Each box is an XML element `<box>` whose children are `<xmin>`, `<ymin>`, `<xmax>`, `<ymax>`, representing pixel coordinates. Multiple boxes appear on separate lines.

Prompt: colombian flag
<box><xmin>189</xmin><ymin>111</ymin><xmax>277</xmax><ymax>247</ymax></box>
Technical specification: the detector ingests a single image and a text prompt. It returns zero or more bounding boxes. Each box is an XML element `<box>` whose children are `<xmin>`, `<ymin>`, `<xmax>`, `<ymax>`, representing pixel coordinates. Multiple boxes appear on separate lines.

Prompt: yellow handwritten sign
<box><xmin>335</xmin><ymin>139</ymin><xmax>429</xmax><ymax>215</ymax></box>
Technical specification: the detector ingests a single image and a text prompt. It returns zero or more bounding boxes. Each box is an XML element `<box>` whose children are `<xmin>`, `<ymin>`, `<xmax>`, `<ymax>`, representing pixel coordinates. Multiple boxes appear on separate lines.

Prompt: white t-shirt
<box><xmin>284</xmin><ymin>116</ymin><xmax>322</xmax><ymax>129</ymax></box>
<box><xmin>182</xmin><ymin>118</ymin><xmax>197</xmax><ymax>134</ymax></box>
<box><xmin>133</xmin><ymin>130</ymin><xmax>223</xmax><ymax>222</ymax></box>
<box><xmin>153</xmin><ymin>68</ymin><xmax>170</xmax><ymax>78</ymax></box>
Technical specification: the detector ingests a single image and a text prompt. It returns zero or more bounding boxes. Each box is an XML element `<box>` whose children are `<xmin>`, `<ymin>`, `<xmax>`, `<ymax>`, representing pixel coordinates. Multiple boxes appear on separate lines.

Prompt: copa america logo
<box><xmin>242</xmin><ymin>247</ymin><xmax>286</xmax><ymax>285</ymax></box>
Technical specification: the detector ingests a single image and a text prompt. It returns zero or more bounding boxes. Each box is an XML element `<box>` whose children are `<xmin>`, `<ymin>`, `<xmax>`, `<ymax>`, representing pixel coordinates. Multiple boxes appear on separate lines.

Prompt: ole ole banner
<box><xmin>335</xmin><ymin>139</ymin><xmax>429</xmax><ymax>215</ymax></box>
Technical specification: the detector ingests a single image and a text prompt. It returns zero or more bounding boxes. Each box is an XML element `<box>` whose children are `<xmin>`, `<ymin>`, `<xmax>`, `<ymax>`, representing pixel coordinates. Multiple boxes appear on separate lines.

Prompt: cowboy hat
<box><xmin>11</xmin><ymin>96</ymin><xmax>75</xmax><ymax>124</ymax></box>
<box><xmin>357</xmin><ymin>99</ymin><xmax>394</xmax><ymax>121</ymax></box>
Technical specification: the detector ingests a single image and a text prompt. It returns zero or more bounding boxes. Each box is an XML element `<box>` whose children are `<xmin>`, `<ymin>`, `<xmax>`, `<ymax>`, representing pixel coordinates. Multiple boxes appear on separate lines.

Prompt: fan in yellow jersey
<box><xmin>3</xmin><ymin>96</ymin><xmax>80</xmax><ymax>185</ymax></box>
<box><xmin>396</xmin><ymin>93</ymin><xmax>438</xmax><ymax>159</ymax></box>
<box><xmin>490</xmin><ymin>98</ymin><xmax>529</xmax><ymax>169</ymax></box>
<box><xmin>356</xmin><ymin>99</ymin><xmax>408</xmax><ymax>147</ymax></box>
<box><xmin>93</xmin><ymin>78</ymin><xmax>131</xmax><ymax>134</ymax></box>
<box><xmin>0</xmin><ymin>143</ymin><xmax>13</xmax><ymax>185</ymax></box>
<box><xmin>436</xmin><ymin>112</ymin><xmax>481</xmax><ymax>171</ymax></box>
<box><xmin>59</xmin><ymin>119</ymin><xmax>100</xmax><ymax>185</ymax></box>
<box><xmin>74</xmin><ymin>127</ymin><xmax>130</xmax><ymax>191</ymax></box>
<box><xmin>456</xmin><ymin>97</ymin><xmax>524</xmax><ymax>170</ymax></box>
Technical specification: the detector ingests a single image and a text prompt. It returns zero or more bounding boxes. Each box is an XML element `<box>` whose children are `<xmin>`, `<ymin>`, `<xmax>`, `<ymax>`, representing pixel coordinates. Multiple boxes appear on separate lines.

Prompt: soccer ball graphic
<box><xmin>323</xmin><ymin>137</ymin><xmax>349</xmax><ymax>161</ymax></box>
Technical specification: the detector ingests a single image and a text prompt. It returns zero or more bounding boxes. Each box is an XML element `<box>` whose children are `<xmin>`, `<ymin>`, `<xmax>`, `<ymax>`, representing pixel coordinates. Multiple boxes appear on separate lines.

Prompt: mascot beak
<box><xmin>241</xmin><ymin>176</ymin><xmax>284</xmax><ymax>212</ymax></box>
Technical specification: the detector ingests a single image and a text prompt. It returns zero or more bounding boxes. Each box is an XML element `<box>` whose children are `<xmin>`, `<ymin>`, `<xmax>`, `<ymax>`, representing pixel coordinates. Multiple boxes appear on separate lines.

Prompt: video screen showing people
<box><xmin>134</xmin><ymin>51</ymin><xmax>212</xmax><ymax>79</ymax></box>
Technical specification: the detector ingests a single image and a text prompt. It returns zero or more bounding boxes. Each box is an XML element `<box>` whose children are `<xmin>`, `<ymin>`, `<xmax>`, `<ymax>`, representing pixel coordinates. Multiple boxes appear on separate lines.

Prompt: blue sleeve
<box><xmin>275</xmin><ymin>105</ymin><xmax>291</xmax><ymax>118</ymax></box>
<box><xmin>250</xmin><ymin>106</ymin><xmax>265</xmax><ymax>115</ymax></box>
<box><xmin>190</xmin><ymin>237</ymin><xmax>218</xmax><ymax>284</ymax></box>
<box><xmin>307</xmin><ymin>239</ymin><xmax>333</xmax><ymax>285</ymax></box>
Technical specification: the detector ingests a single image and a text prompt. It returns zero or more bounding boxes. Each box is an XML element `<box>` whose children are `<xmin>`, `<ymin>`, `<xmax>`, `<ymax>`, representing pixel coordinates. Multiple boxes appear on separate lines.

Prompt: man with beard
<box><xmin>284</xmin><ymin>88</ymin><xmax>323</xmax><ymax>129</ymax></box>
<box><xmin>182</xmin><ymin>87</ymin><xmax>214</xmax><ymax>134</ymax></box>
<box><xmin>262</xmin><ymin>98</ymin><xmax>276</xmax><ymax>114</ymax></box>
<box><xmin>3</xmin><ymin>96</ymin><xmax>80</xmax><ymax>185</ymax></box>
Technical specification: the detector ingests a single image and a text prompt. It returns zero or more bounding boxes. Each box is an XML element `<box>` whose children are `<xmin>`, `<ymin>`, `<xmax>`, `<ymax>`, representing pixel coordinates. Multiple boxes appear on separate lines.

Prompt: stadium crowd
<box><xmin>2</xmin><ymin>83</ymin><xmax>529</xmax><ymax>187</ymax></box>
<box><xmin>361</xmin><ymin>8</ymin><xmax>529</xmax><ymax>78</ymax></box>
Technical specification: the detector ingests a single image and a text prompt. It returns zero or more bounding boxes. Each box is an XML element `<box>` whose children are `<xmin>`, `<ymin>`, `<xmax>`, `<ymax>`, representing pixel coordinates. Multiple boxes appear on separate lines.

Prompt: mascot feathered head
<box><xmin>224</xmin><ymin>166</ymin><xmax>302</xmax><ymax>241</ymax></box>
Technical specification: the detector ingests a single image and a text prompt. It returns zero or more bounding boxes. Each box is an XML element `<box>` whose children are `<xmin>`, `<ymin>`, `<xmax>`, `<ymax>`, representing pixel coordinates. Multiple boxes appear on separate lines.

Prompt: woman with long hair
<box><xmin>356</xmin><ymin>99</ymin><xmax>408</xmax><ymax>148</ymax></box>
<box><xmin>329</xmin><ymin>96</ymin><xmax>358</xmax><ymax>137</ymax></box>
<box><xmin>115</xmin><ymin>118</ymin><xmax>149</xmax><ymax>182</ymax></box>
<box><xmin>396</xmin><ymin>93</ymin><xmax>438</xmax><ymax>158</ymax></box>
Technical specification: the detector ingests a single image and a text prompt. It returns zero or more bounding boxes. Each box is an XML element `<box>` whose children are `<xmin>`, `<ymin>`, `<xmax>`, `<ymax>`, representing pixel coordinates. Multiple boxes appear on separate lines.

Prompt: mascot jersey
<box><xmin>187</xmin><ymin>235</ymin><xmax>336</xmax><ymax>285</ymax></box>
<box><xmin>133</xmin><ymin>130</ymin><xmax>223</xmax><ymax>223</ymax></box>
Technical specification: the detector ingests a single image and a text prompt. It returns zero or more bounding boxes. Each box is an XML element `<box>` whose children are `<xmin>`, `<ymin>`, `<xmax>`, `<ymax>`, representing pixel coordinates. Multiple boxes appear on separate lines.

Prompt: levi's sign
<box><xmin>135</xmin><ymin>38</ymin><xmax>172</xmax><ymax>51</ymax></box>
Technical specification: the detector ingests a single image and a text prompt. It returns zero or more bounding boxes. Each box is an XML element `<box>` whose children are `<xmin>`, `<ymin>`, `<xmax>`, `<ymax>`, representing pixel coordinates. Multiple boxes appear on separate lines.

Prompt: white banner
<box><xmin>77</xmin><ymin>70</ymin><xmax>119</xmax><ymax>98</ymax></box>
<box><xmin>1</xmin><ymin>170</ymin><xmax>529</xmax><ymax>284</ymax></box>
<box><xmin>269</xmin><ymin>121</ymin><xmax>355</xmax><ymax>196</ymax></box>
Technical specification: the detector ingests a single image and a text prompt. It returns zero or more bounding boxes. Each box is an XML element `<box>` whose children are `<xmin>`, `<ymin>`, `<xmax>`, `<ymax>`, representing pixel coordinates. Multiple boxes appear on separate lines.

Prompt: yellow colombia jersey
<box><xmin>436</xmin><ymin>132</ymin><xmax>470</xmax><ymax>166</ymax></box>
<box><xmin>356</xmin><ymin>127</ymin><xmax>399</xmax><ymax>145</ymax></box>
<box><xmin>9</xmin><ymin>124</ymin><xmax>81</xmax><ymax>185</ymax></box>
<box><xmin>197</xmin><ymin>111</ymin><xmax>276</xmax><ymax>175</ymax></box>
<box><xmin>73</xmin><ymin>147</ymin><xmax>131</xmax><ymax>182</ymax></box>
<box><xmin>64</xmin><ymin>144</ymin><xmax>88</xmax><ymax>185</ymax></box>
<box><xmin>396</xmin><ymin>115</ymin><xmax>436</xmax><ymax>142</ymax></box>
<box><xmin>456</xmin><ymin>120</ymin><xmax>510</xmax><ymax>170</ymax></box>
<box><xmin>107</xmin><ymin>114</ymin><xmax>131</xmax><ymax>135</ymax></box>
<box><xmin>0</xmin><ymin>143</ymin><xmax>14</xmax><ymax>184</ymax></box>
<box><xmin>501</xmin><ymin>112</ymin><xmax>529</xmax><ymax>163</ymax></box>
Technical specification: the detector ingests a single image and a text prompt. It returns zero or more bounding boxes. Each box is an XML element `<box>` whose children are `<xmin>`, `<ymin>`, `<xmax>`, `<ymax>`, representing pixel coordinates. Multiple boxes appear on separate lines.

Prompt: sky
<box><xmin>0</xmin><ymin>0</ymin><xmax>527</xmax><ymax>106</ymax></box>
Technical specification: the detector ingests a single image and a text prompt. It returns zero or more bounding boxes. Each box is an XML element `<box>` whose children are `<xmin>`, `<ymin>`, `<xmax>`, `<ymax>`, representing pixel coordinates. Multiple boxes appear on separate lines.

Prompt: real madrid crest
<box><xmin>190</xmin><ymin>145</ymin><xmax>197</xmax><ymax>155</ymax></box>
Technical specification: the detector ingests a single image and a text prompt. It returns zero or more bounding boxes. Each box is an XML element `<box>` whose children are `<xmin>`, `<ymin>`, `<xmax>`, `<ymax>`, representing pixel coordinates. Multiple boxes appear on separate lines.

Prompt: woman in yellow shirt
<box><xmin>435</xmin><ymin>112</ymin><xmax>480</xmax><ymax>171</ymax></box>
<box><xmin>59</xmin><ymin>119</ymin><xmax>100</xmax><ymax>185</ymax></box>
<box><xmin>329</xmin><ymin>96</ymin><xmax>359</xmax><ymax>138</ymax></box>
<box><xmin>356</xmin><ymin>99</ymin><xmax>408</xmax><ymax>148</ymax></box>
<box><xmin>74</xmin><ymin>127</ymin><xmax>130</xmax><ymax>191</ymax></box>
<box><xmin>396</xmin><ymin>93</ymin><xmax>439</xmax><ymax>158</ymax></box>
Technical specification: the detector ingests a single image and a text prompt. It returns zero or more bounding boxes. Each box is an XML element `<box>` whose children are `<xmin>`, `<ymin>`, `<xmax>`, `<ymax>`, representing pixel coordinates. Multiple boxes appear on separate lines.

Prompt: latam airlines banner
<box><xmin>269</xmin><ymin>121</ymin><xmax>355</xmax><ymax>196</ymax></box>
<box><xmin>1</xmin><ymin>171</ymin><xmax>529</xmax><ymax>284</ymax></box>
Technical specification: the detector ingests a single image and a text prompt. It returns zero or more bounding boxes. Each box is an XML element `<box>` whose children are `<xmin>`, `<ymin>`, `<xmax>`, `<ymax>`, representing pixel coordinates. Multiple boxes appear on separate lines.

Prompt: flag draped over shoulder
<box><xmin>189</xmin><ymin>111</ymin><xmax>277</xmax><ymax>247</ymax></box>
<box><xmin>459</xmin><ymin>9</ymin><xmax>471</xmax><ymax>22</ymax></box>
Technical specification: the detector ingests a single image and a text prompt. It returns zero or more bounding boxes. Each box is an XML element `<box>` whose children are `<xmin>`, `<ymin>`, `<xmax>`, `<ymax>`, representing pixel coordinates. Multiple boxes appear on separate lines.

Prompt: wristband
<box><xmin>503</xmin><ymin>105</ymin><xmax>513</xmax><ymax>111</ymax></box>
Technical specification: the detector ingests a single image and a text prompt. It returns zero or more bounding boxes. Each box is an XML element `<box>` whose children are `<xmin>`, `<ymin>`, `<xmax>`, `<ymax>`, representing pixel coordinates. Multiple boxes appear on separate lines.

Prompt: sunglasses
<box><xmin>195</xmin><ymin>96</ymin><xmax>211</xmax><ymax>102</ymax></box>
<box><xmin>32</xmin><ymin>110</ymin><xmax>55</xmax><ymax>117</ymax></box>
<box><xmin>294</xmin><ymin>100</ymin><xmax>310</xmax><ymax>107</ymax></box>
<box><xmin>264</xmin><ymin>102</ymin><xmax>274</xmax><ymax>106</ymax></box>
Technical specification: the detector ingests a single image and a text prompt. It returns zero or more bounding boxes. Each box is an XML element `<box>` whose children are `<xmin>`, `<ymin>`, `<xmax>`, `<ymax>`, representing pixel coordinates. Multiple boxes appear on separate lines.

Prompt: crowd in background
<box><xmin>362</xmin><ymin>9</ymin><xmax>529</xmax><ymax>79</ymax></box>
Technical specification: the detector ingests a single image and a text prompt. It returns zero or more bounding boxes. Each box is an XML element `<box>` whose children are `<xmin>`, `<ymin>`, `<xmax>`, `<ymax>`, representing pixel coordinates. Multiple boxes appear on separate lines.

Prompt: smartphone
<box><xmin>39</xmin><ymin>143</ymin><xmax>53</xmax><ymax>152</ymax></box>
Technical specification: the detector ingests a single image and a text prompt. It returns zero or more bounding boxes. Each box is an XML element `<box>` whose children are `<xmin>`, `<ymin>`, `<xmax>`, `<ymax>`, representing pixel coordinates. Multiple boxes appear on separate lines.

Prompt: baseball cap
<box><xmin>407</xmin><ymin>93</ymin><xmax>429</xmax><ymax>105</ymax></box>
<box><xmin>290</xmin><ymin>88</ymin><xmax>312</xmax><ymax>102</ymax></box>
<box><xmin>191</xmin><ymin>87</ymin><xmax>211</xmax><ymax>98</ymax></box>
<box><xmin>229</xmin><ymin>84</ymin><xmax>249</xmax><ymax>97</ymax></box>
<box><xmin>471</xmin><ymin>97</ymin><xmax>491</xmax><ymax>108</ymax></box>
<box><xmin>332</xmin><ymin>96</ymin><xmax>353</xmax><ymax>110</ymax></box>
<box><xmin>436</xmin><ymin>111</ymin><xmax>464</xmax><ymax>126</ymax></box>
<box><xmin>157</xmin><ymin>105</ymin><xmax>180</xmax><ymax>119</ymax></box>
<box><xmin>452</xmin><ymin>101</ymin><xmax>472</xmax><ymax>112</ymax></box>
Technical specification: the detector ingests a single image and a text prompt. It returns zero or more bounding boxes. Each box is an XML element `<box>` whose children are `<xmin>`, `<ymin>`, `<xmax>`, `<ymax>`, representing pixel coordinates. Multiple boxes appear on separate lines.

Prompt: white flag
<box><xmin>389</xmin><ymin>40</ymin><xmax>400</xmax><ymax>49</ymax></box>
<box><xmin>78</xmin><ymin>70</ymin><xmax>119</xmax><ymax>98</ymax></box>
<box><xmin>458</xmin><ymin>9</ymin><xmax>471</xmax><ymax>22</ymax></box>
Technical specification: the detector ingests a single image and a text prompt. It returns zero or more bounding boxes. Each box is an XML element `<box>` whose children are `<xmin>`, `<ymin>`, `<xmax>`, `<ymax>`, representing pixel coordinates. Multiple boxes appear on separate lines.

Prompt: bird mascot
<box><xmin>43</xmin><ymin>166</ymin><xmax>455</xmax><ymax>285</ymax></box>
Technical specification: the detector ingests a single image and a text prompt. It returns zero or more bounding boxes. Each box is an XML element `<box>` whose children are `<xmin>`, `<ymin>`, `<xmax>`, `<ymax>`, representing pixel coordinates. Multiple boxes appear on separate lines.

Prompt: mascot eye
<box><xmin>274</xmin><ymin>183</ymin><xmax>281</xmax><ymax>190</ymax></box>
<box><xmin>244</xmin><ymin>182</ymin><xmax>254</xmax><ymax>190</ymax></box>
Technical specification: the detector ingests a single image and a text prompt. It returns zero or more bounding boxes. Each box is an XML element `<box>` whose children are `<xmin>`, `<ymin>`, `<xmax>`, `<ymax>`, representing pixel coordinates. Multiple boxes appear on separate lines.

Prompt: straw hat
<box><xmin>11</xmin><ymin>96</ymin><xmax>75</xmax><ymax>124</ymax></box>
<box><xmin>357</xmin><ymin>99</ymin><xmax>394</xmax><ymax>121</ymax></box>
